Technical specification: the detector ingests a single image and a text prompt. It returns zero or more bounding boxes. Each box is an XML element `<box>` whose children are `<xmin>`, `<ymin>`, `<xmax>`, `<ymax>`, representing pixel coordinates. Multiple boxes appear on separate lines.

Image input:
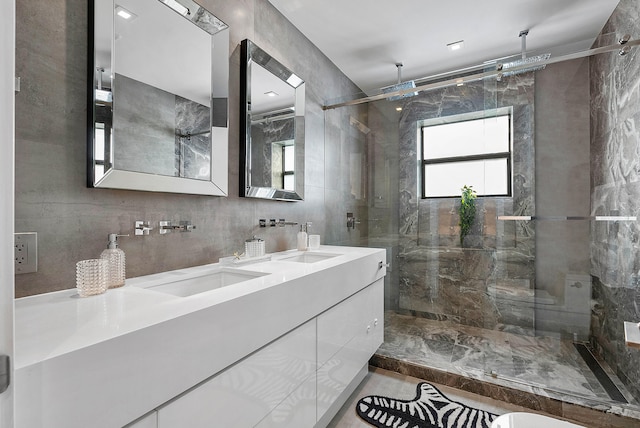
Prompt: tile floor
<box><xmin>376</xmin><ymin>311</ymin><xmax>636</xmax><ymax>405</ymax></box>
<box><xmin>328</xmin><ymin>366</ymin><xmax>583</xmax><ymax>427</ymax></box>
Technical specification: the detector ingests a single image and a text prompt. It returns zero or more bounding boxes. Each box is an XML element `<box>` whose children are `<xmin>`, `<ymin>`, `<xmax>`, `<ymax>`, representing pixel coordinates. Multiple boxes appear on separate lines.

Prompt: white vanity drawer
<box><xmin>315</xmin><ymin>278</ymin><xmax>384</xmax><ymax>423</ymax></box>
<box><xmin>157</xmin><ymin>320</ymin><xmax>316</xmax><ymax>428</ymax></box>
<box><xmin>254</xmin><ymin>373</ymin><xmax>316</xmax><ymax>428</ymax></box>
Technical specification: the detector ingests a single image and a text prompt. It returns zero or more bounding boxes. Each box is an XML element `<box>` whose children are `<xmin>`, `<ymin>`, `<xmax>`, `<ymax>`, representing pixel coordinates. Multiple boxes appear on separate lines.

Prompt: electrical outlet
<box><xmin>15</xmin><ymin>232</ymin><xmax>37</xmax><ymax>274</ymax></box>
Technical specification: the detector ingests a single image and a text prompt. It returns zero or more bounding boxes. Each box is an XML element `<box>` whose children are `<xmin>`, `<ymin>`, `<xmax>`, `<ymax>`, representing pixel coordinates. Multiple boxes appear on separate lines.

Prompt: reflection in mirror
<box><xmin>240</xmin><ymin>39</ymin><xmax>305</xmax><ymax>201</ymax></box>
<box><xmin>88</xmin><ymin>0</ymin><xmax>229</xmax><ymax>196</ymax></box>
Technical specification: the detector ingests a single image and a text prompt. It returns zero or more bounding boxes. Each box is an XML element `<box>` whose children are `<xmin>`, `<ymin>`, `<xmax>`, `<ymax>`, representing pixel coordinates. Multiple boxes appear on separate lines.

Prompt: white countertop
<box><xmin>15</xmin><ymin>245</ymin><xmax>382</xmax><ymax>370</ymax></box>
<box><xmin>15</xmin><ymin>245</ymin><xmax>387</xmax><ymax>428</ymax></box>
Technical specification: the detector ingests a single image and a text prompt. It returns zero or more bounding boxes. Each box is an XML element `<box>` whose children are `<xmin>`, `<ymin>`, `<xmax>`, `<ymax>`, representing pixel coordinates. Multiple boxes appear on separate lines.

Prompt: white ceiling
<box><xmin>268</xmin><ymin>0</ymin><xmax>621</xmax><ymax>93</ymax></box>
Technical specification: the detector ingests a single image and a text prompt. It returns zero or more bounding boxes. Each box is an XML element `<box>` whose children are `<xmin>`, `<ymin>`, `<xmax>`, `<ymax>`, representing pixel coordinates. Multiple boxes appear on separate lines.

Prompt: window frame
<box><xmin>281</xmin><ymin>143</ymin><xmax>294</xmax><ymax>190</ymax></box>
<box><xmin>420</xmin><ymin>109</ymin><xmax>513</xmax><ymax>199</ymax></box>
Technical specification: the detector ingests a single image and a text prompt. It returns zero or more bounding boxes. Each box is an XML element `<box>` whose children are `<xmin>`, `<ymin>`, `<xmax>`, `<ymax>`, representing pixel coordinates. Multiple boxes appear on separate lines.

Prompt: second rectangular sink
<box><xmin>143</xmin><ymin>268</ymin><xmax>268</xmax><ymax>297</ymax></box>
<box><xmin>280</xmin><ymin>252</ymin><xmax>340</xmax><ymax>263</ymax></box>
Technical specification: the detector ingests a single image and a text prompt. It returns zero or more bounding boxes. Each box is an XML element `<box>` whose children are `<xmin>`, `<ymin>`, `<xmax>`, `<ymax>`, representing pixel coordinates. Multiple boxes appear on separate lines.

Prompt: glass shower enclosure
<box><xmin>324</xmin><ymin>32</ymin><xmax>640</xmax><ymax>415</ymax></box>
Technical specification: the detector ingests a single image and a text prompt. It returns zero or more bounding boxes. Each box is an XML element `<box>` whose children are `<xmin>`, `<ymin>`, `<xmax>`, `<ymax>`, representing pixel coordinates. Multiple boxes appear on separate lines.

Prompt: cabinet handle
<box><xmin>366</xmin><ymin>325</ymin><xmax>371</xmax><ymax>333</ymax></box>
<box><xmin>373</xmin><ymin>318</ymin><xmax>378</xmax><ymax>327</ymax></box>
<box><xmin>378</xmin><ymin>261</ymin><xmax>390</xmax><ymax>270</ymax></box>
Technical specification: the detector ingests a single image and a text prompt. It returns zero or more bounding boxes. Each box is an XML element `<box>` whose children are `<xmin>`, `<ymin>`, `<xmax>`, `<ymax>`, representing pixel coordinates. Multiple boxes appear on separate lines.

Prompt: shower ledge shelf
<box><xmin>624</xmin><ymin>321</ymin><xmax>640</xmax><ymax>349</ymax></box>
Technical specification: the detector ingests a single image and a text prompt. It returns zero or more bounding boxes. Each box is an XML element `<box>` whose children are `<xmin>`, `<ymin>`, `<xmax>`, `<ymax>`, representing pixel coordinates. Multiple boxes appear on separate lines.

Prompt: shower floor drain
<box><xmin>574</xmin><ymin>343</ymin><xmax>628</xmax><ymax>403</ymax></box>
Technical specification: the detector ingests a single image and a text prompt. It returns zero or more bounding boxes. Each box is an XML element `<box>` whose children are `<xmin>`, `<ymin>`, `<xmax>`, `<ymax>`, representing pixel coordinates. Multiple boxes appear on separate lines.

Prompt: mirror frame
<box><xmin>87</xmin><ymin>0</ymin><xmax>229</xmax><ymax>196</ymax></box>
<box><xmin>240</xmin><ymin>39</ymin><xmax>305</xmax><ymax>201</ymax></box>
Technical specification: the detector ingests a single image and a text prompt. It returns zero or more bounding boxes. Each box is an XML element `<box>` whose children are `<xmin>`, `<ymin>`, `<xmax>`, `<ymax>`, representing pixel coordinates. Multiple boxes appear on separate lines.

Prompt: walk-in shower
<box><xmin>324</xmin><ymin>29</ymin><xmax>640</xmax><ymax>424</ymax></box>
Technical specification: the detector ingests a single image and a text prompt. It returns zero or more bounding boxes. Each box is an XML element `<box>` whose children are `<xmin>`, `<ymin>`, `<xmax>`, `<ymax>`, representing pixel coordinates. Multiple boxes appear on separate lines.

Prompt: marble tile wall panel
<box><xmin>14</xmin><ymin>0</ymin><xmax>366</xmax><ymax>296</ymax></box>
<box><xmin>589</xmin><ymin>0</ymin><xmax>640</xmax><ymax>404</ymax></box>
<box><xmin>175</xmin><ymin>96</ymin><xmax>211</xmax><ymax>181</ymax></box>
<box><xmin>591</xmin><ymin>276</ymin><xmax>640</xmax><ymax>402</ymax></box>
<box><xmin>249</xmin><ymin>118</ymin><xmax>295</xmax><ymax>188</ymax></box>
<box><xmin>386</xmin><ymin>75</ymin><xmax>536</xmax><ymax>330</ymax></box>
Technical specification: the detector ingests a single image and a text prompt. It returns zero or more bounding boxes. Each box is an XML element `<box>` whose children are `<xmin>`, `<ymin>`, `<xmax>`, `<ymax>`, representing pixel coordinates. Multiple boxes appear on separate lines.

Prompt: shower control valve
<box><xmin>347</xmin><ymin>213</ymin><xmax>360</xmax><ymax>230</ymax></box>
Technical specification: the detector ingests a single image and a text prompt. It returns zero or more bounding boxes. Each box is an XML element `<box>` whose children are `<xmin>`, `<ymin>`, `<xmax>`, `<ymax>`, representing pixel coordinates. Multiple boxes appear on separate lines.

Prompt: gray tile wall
<box><xmin>392</xmin><ymin>76</ymin><xmax>537</xmax><ymax>332</ymax></box>
<box><xmin>589</xmin><ymin>0</ymin><xmax>640</xmax><ymax>402</ymax></box>
<box><xmin>534</xmin><ymin>59</ymin><xmax>591</xmax><ymax>337</ymax></box>
<box><xmin>363</xmin><ymin>62</ymin><xmax>593</xmax><ymax>338</ymax></box>
<box><xmin>14</xmin><ymin>0</ymin><xmax>365</xmax><ymax>297</ymax></box>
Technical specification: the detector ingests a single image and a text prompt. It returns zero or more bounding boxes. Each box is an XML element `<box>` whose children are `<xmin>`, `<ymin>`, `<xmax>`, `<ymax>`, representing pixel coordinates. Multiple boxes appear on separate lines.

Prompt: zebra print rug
<box><xmin>356</xmin><ymin>382</ymin><xmax>498</xmax><ymax>428</ymax></box>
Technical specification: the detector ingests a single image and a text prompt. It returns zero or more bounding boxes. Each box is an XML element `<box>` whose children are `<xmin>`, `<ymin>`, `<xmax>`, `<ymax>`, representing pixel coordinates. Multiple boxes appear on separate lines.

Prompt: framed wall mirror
<box><xmin>240</xmin><ymin>39</ymin><xmax>305</xmax><ymax>201</ymax></box>
<box><xmin>88</xmin><ymin>0</ymin><xmax>229</xmax><ymax>196</ymax></box>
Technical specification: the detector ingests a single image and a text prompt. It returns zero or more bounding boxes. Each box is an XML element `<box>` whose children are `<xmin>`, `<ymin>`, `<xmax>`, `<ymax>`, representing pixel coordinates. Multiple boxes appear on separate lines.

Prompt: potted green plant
<box><xmin>459</xmin><ymin>185</ymin><xmax>477</xmax><ymax>246</ymax></box>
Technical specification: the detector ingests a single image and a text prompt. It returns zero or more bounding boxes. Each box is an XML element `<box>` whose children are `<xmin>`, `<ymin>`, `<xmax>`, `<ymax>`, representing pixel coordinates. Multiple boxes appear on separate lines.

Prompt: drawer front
<box><xmin>254</xmin><ymin>373</ymin><xmax>316</xmax><ymax>428</ymax></box>
<box><xmin>316</xmin><ymin>279</ymin><xmax>385</xmax><ymax>423</ymax></box>
<box><xmin>317</xmin><ymin>286</ymin><xmax>370</xmax><ymax>366</ymax></box>
<box><xmin>157</xmin><ymin>320</ymin><xmax>316</xmax><ymax>428</ymax></box>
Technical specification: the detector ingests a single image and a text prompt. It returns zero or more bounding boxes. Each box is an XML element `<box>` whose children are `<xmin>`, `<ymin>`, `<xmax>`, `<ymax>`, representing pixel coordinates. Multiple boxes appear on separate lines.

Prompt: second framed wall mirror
<box><xmin>240</xmin><ymin>39</ymin><xmax>305</xmax><ymax>201</ymax></box>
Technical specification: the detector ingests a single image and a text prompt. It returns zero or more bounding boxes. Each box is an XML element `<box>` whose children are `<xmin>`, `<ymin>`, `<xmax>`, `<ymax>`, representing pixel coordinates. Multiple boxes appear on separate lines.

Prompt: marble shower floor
<box><xmin>375</xmin><ymin>311</ymin><xmax>640</xmax><ymax>415</ymax></box>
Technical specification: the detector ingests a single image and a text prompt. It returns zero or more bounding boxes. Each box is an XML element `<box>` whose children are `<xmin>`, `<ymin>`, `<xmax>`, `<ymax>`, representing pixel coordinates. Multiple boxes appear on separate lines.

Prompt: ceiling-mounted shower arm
<box><xmin>395</xmin><ymin>62</ymin><xmax>403</xmax><ymax>84</ymax></box>
<box><xmin>519</xmin><ymin>29</ymin><xmax>529</xmax><ymax>59</ymax></box>
<box><xmin>96</xmin><ymin>67</ymin><xmax>105</xmax><ymax>90</ymax></box>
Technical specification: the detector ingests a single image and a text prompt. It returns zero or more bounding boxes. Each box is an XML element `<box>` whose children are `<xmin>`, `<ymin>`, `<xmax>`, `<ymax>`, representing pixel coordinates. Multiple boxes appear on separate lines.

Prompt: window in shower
<box><xmin>271</xmin><ymin>139</ymin><xmax>295</xmax><ymax>191</ymax></box>
<box><xmin>420</xmin><ymin>109</ymin><xmax>512</xmax><ymax>198</ymax></box>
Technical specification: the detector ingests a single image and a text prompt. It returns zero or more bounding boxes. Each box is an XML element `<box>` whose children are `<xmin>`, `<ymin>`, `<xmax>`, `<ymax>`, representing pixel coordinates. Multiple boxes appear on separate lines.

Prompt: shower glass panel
<box><xmin>324</xmin><ymin>34</ymin><xmax>640</xmax><ymax>410</ymax></box>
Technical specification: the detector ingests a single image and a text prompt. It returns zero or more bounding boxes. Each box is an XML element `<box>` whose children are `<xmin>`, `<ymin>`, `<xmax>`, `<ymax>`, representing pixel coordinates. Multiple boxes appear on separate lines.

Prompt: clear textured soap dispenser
<box><xmin>100</xmin><ymin>234</ymin><xmax>127</xmax><ymax>288</ymax></box>
<box><xmin>297</xmin><ymin>224</ymin><xmax>308</xmax><ymax>251</ymax></box>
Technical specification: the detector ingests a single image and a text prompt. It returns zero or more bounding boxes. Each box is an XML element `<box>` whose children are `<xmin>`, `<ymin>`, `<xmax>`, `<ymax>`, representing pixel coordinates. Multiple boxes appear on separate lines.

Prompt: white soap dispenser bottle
<box><xmin>297</xmin><ymin>224</ymin><xmax>308</xmax><ymax>251</ymax></box>
<box><xmin>101</xmin><ymin>234</ymin><xmax>126</xmax><ymax>288</ymax></box>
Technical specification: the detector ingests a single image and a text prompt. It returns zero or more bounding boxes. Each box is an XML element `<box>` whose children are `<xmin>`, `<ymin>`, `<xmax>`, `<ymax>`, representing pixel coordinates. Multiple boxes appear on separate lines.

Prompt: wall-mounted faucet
<box><xmin>159</xmin><ymin>221</ymin><xmax>196</xmax><ymax>234</ymax></box>
<box><xmin>259</xmin><ymin>219</ymin><xmax>298</xmax><ymax>227</ymax></box>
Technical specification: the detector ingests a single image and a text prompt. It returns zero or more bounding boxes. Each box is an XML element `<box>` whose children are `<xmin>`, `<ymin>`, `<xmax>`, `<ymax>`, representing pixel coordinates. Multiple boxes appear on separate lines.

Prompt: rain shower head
<box><xmin>381</xmin><ymin>63</ymin><xmax>418</xmax><ymax>100</ymax></box>
<box><xmin>499</xmin><ymin>30</ymin><xmax>550</xmax><ymax>77</ymax></box>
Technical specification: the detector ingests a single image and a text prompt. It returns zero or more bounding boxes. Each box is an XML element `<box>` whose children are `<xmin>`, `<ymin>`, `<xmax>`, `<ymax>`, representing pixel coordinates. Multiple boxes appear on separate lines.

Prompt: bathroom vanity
<box><xmin>14</xmin><ymin>246</ymin><xmax>386</xmax><ymax>427</ymax></box>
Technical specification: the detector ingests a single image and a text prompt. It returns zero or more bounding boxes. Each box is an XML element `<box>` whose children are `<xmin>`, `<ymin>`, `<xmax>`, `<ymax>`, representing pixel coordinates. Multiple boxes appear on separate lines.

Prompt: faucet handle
<box><xmin>180</xmin><ymin>221</ymin><xmax>196</xmax><ymax>232</ymax></box>
<box><xmin>135</xmin><ymin>221</ymin><xmax>153</xmax><ymax>235</ymax></box>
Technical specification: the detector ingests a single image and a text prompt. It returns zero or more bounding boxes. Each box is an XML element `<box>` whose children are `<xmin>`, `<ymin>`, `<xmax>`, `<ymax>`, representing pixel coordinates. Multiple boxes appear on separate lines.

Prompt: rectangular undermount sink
<box><xmin>280</xmin><ymin>252</ymin><xmax>340</xmax><ymax>263</ymax></box>
<box><xmin>143</xmin><ymin>268</ymin><xmax>268</xmax><ymax>297</ymax></box>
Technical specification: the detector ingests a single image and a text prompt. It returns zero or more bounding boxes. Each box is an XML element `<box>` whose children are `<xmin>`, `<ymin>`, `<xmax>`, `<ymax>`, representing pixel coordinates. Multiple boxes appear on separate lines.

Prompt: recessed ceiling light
<box><xmin>286</xmin><ymin>74</ymin><xmax>303</xmax><ymax>87</ymax></box>
<box><xmin>115</xmin><ymin>5</ymin><xmax>137</xmax><ymax>20</ymax></box>
<box><xmin>264</xmin><ymin>91</ymin><xmax>279</xmax><ymax>97</ymax></box>
<box><xmin>395</xmin><ymin>106</ymin><xmax>402</xmax><ymax>112</ymax></box>
<box><xmin>456</xmin><ymin>79</ymin><xmax>464</xmax><ymax>87</ymax></box>
<box><xmin>96</xmin><ymin>89</ymin><xmax>113</xmax><ymax>103</ymax></box>
<box><xmin>447</xmin><ymin>40</ymin><xmax>464</xmax><ymax>52</ymax></box>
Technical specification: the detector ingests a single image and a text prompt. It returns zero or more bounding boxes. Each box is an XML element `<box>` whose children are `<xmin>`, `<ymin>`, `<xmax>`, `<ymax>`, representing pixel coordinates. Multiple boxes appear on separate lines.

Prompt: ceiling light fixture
<box><xmin>161</xmin><ymin>0</ymin><xmax>190</xmax><ymax>16</ymax></box>
<box><xmin>115</xmin><ymin>5</ymin><xmax>137</xmax><ymax>20</ymax></box>
<box><xmin>286</xmin><ymin>74</ymin><xmax>303</xmax><ymax>87</ymax></box>
<box><xmin>447</xmin><ymin>40</ymin><xmax>464</xmax><ymax>52</ymax></box>
<box><xmin>264</xmin><ymin>91</ymin><xmax>279</xmax><ymax>97</ymax></box>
